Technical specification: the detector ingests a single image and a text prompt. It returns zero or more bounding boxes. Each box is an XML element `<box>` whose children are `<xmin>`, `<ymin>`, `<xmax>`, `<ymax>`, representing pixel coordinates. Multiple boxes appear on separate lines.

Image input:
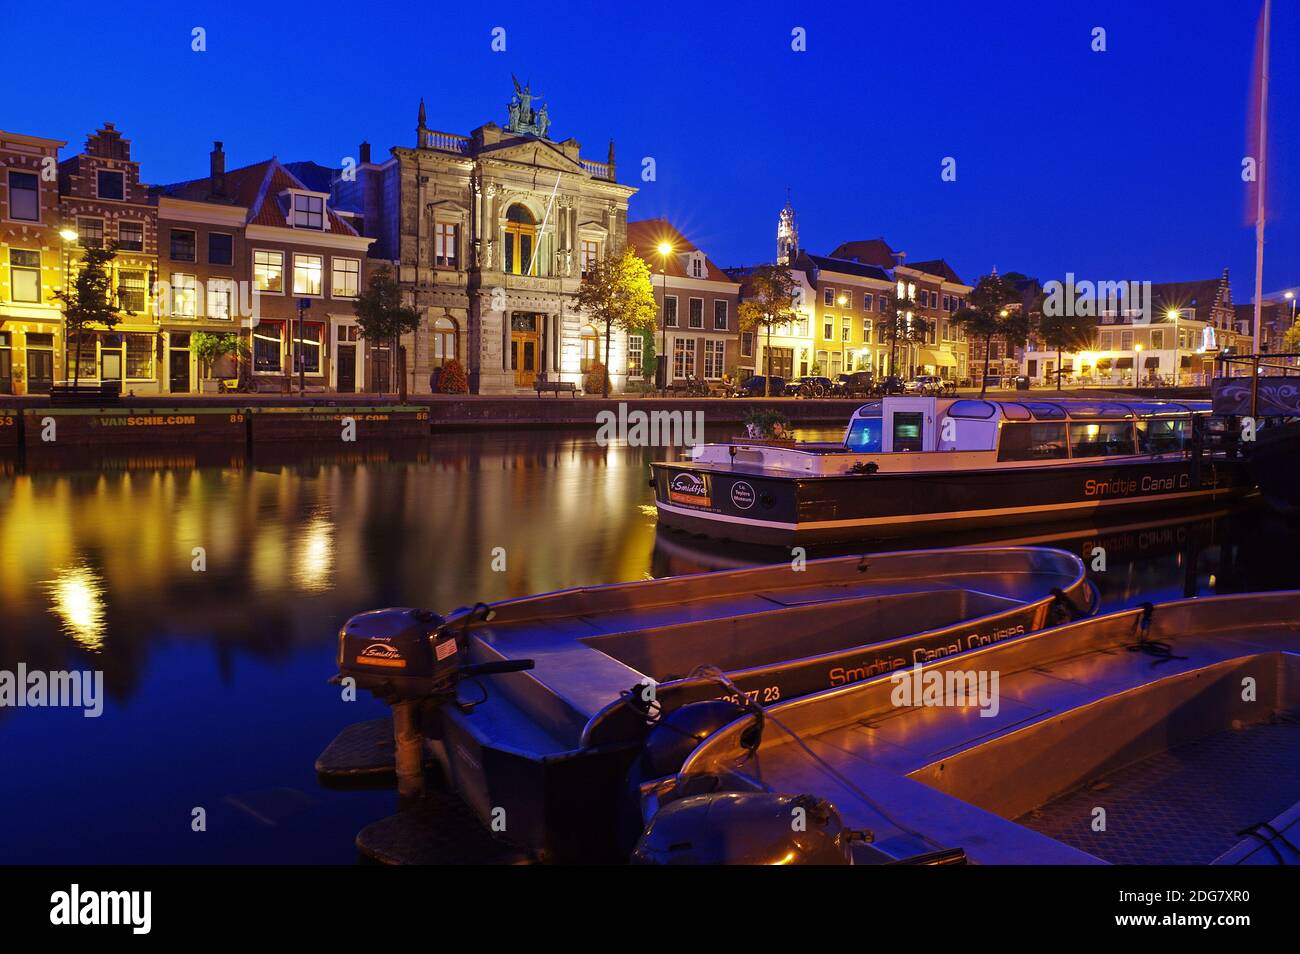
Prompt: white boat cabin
<box><xmin>689</xmin><ymin>397</ymin><xmax>1211</xmax><ymax>476</ymax></box>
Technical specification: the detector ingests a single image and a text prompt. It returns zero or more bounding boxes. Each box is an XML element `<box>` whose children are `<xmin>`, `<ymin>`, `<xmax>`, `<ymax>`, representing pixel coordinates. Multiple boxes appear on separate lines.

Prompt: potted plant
<box><xmin>741</xmin><ymin>408</ymin><xmax>795</xmax><ymax>444</ymax></box>
<box><xmin>438</xmin><ymin>358</ymin><xmax>469</xmax><ymax>394</ymax></box>
<box><xmin>192</xmin><ymin>332</ymin><xmax>242</xmax><ymax>393</ymax></box>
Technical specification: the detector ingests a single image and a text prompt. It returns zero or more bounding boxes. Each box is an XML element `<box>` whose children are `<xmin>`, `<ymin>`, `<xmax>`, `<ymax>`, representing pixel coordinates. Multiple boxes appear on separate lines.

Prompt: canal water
<box><xmin>2</xmin><ymin>426</ymin><xmax>1299</xmax><ymax>863</ymax></box>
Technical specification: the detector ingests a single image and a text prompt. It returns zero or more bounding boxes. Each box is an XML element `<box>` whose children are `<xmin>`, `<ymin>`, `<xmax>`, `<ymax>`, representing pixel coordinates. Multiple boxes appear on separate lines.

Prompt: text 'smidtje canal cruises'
<box><xmin>651</xmin><ymin>397</ymin><xmax>1252</xmax><ymax>545</ymax></box>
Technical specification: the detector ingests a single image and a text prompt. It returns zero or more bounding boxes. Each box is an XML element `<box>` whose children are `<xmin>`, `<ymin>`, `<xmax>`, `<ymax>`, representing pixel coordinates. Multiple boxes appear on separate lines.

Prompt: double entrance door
<box><xmin>510</xmin><ymin>313</ymin><xmax>544</xmax><ymax>388</ymax></box>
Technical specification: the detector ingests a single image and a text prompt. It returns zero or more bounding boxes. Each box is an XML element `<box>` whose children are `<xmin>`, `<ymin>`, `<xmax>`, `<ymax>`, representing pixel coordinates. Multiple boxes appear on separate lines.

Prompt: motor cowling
<box><xmin>632</xmin><ymin>791</ymin><xmax>856</xmax><ymax>865</ymax></box>
<box><xmin>336</xmin><ymin>607</ymin><xmax>458</xmax><ymax>703</ymax></box>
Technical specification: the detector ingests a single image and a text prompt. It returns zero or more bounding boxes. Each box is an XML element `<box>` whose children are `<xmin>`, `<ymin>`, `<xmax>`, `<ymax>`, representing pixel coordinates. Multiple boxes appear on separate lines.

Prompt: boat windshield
<box><xmin>845</xmin><ymin>417</ymin><xmax>884</xmax><ymax>452</ymax></box>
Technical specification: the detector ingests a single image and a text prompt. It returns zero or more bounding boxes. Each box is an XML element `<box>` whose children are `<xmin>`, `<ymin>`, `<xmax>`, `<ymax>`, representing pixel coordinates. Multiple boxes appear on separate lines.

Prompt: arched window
<box><xmin>504</xmin><ymin>205</ymin><xmax>536</xmax><ymax>275</ymax></box>
<box><xmin>433</xmin><ymin>316</ymin><xmax>458</xmax><ymax>366</ymax></box>
<box><xmin>580</xmin><ymin>325</ymin><xmax>599</xmax><ymax>372</ymax></box>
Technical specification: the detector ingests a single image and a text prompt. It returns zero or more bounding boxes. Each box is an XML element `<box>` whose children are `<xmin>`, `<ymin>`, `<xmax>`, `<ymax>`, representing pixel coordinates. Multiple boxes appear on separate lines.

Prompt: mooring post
<box><xmin>392</xmin><ymin>701</ymin><xmax>425</xmax><ymax>798</ymax></box>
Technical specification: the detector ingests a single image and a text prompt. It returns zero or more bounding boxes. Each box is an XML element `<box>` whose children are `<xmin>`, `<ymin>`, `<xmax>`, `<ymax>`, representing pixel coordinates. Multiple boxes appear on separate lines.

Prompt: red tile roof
<box><xmin>160</xmin><ymin>158</ymin><xmax>358</xmax><ymax>236</ymax></box>
<box><xmin>626</xmin><ymin>218</ymin><xmax>736</xmax><ymax>284</ymax></box>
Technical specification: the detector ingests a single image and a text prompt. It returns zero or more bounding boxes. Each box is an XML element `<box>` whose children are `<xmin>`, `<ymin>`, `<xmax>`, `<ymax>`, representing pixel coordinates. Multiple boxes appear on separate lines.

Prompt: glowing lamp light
<box><xmin>1166</xmin><ymin>309</ymin><xmax>1180</xmax><ymax>320</ymax></box>
<box><xmin>1134</xmin><ymin>343</ymin><xmax>1144</xmax><ymax>352</ymax></box>
<box><xmin>59</xmin><ymin>228</ymin><xmax>78</xmax><ymax>242</ymax></box>
<box><xmin>837</xmin><ymin>295</ymin><xmax>847</xmax><ymax>306</ymax></box>
<box><xmin>656</xmin><ymin>242</ymin><xmax>672</xmax><ymax>256</ymax></box>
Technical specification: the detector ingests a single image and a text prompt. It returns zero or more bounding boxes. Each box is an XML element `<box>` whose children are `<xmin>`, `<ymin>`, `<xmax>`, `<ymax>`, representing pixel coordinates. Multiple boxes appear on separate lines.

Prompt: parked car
<box><xmin>786</xmin><ymin>375</ymin><xmax>836</xmax><ymax>398</ymax></box>
<box><xmin>876</xmin><ymin>375</ymin><xmax>905</xmax><ymax>395</ymax></box>
<box><xmin>836</xmin><ymin>371</ymin><xmax>876</xmax><ymax>397</ymax></box>
<box><xmin>737</xmin><ymin>375</ymin><xmax>786</xmax><ymax>397</ymax></box>
<box><xmin>904</xmin><ymin>374</ymin><xmax>945</xmax><ymax>395</ymax></box>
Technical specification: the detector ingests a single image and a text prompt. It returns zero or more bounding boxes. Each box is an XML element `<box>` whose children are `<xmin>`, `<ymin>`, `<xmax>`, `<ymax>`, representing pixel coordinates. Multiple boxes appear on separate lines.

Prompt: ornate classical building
<box><xmin>338</xmin><ymin>83</ymin><xmax>637</xmax><ymax>394</ymax></box>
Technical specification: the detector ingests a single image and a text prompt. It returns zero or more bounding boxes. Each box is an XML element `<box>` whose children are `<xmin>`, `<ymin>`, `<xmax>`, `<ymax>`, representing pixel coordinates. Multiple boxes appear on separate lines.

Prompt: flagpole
<box><xmin>1252</xmin><ymin>0</ymin><xmax>1270</xmax><ymax>361</ymax></box>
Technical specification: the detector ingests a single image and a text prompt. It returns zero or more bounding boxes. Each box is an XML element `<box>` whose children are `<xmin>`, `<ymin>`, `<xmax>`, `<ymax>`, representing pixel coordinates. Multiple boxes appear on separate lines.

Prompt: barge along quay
<box><xmin>652</xmin><ymin>397</ymin><xmax>1252</xmax><ymax>546</ymax></box>
<box><xmin>326</xmin><ymin>545</ymin><xmax>1092</xmax><ymax>863</ymax></box>
<box><xmin>659</xmin><ymin>591</ymin><xmax>1300</xmax><ymax>865</ymax></box>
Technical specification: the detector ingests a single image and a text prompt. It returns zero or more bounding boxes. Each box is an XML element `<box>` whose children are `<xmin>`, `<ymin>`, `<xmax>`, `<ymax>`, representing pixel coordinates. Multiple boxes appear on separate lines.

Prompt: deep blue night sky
<box><xmin>9</xmin><ymin>0</ymin><xmax>1297</xmax><ymax>294</ymax></box>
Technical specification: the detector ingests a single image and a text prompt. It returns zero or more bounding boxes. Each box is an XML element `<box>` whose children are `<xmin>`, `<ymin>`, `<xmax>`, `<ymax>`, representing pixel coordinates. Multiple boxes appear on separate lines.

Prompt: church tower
<box><xmin>776</xmin><ymin>192</ymin><xmax>798</xmax><ymax>265</ymax></box>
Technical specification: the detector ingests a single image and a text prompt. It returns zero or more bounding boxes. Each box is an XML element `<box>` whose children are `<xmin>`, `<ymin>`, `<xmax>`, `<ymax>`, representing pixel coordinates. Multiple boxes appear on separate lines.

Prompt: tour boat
<box><xmin>327</xmin><ymin>545</ymin><xmax>1093</xmax><ymax>862</ymax></box>
<box><xmin>651</xmin><ymin>397</ymin><xmax>1252</xmax><ymax>546</ymax></box>
<box><xmin>654</xmin><ymin>591</ymin><xmax>1300</xmax><ymax>864</ymax></box>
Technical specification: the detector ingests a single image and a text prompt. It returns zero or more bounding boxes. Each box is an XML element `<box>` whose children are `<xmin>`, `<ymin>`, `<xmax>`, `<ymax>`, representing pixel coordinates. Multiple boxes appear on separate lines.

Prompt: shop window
<box><xmin>254</xmin><ymin>321</ymin><xmax>284</xmax><ymax>372</ymax></box>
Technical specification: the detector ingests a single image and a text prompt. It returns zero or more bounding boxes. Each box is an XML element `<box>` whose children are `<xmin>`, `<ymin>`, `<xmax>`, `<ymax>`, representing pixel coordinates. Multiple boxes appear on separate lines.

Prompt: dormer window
<box><xmin>292</xmin><ymin>193</ymin><xmax>325</xmax><ymax>229</ymax></box>
<box><xmin>689</xmin><ymin>255</ymin><xmax>704</xmax><ymax>278</ymax></box>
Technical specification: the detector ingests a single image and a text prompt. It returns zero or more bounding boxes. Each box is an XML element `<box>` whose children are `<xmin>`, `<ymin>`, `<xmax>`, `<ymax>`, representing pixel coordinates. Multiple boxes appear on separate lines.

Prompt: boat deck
<box><xmin>1019</xmin><ymin>718</ymin><xmax>1300</xmax><ymax>864</ymax></box>
<box><xmin>682</xmin><ymin>592</ymin><xmax>1300</xmax><ymax>864</ymax></box>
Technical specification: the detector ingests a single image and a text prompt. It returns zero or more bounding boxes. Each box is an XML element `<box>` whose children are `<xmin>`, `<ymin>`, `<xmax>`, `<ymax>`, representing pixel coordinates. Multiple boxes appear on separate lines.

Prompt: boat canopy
<box><xmin>853</xmin><ymin>398</ymin><xmax>1208</xmax><ymax>422</ymax></box>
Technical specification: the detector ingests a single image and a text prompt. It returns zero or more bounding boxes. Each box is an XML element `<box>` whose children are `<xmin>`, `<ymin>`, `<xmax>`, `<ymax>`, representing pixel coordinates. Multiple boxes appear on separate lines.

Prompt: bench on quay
<box><xmin>534</xmin><ymin>376</ymin><xmax>579</xmax><ymax>398</ymax></box>
<box><xmin>48</xmin><ymin>381</ymin><xmax>122</xmax><ymax>407</ymax></box>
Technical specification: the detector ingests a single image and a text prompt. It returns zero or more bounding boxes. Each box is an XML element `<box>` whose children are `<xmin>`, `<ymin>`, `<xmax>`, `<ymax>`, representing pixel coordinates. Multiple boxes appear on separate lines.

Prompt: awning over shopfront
<box><xmin>918</xmin><ymin>348</ymin><xmax>957</xmax><ymax>368</ymax></box>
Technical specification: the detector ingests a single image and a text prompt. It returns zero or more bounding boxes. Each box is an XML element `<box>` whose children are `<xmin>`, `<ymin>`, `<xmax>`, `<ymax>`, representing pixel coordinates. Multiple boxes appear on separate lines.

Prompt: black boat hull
<box><xmin>652</xmin><ymin>456</ymin><xmax>1252</xmax><ymax>545</ymax></box>
<box><xmin>1249</xmin><ymin>420</ymin><xmax>1300</xmax><ymax>514</ymax></box>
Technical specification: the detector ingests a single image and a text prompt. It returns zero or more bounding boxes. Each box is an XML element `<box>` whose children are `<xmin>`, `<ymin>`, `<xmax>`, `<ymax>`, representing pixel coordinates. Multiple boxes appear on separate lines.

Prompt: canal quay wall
<box><xmin>0</xmin><ymin>387</ymin><xmax>1209</xmax><ymax>449</ymax></box>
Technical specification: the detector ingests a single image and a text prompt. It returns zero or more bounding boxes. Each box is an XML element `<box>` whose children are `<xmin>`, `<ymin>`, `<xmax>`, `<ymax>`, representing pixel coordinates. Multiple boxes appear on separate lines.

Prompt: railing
<box><xmin>580</xmin><ymin>159</ymin><xmax>612</xmax><ymax>180</ymax></box>
<box><xmin>419</xmin><ymin>130</ymin><xmax>470</xmax><ymax>153</ymax></box>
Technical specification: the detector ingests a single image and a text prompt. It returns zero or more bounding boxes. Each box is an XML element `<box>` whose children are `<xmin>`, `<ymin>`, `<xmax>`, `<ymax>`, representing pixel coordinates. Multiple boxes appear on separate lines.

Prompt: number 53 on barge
<box><xmin>651</xmin><ymin>397</ymin><xmax>1251</xmax><ymax>546</ymax></box>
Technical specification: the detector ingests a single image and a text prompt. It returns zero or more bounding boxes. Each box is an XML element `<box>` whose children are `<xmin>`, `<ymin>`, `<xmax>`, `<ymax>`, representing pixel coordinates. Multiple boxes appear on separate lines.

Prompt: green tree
<box><xmin>355</xmin><ymin>264</ymin><xmax>419</xmax><ymax>398</ymax></box>
<box><xmin>952</xmin><ymin>273</ymin><xmax>1022</xmax><ymax>396</ymax></box>
<box><xmin>1038</xmin><ymin>299</ymin><xmax>1096</xmax><ymax>391</ymax></box>
<box><xmin>883</xmin><ymin>287</ymin><xmax>915</xmax><ymax>379</ymax></box>
<box><xmin>738</xmin><ymin>265</ymin><xmax>799</xmax><ymax>396</ymax></box>
<box><xmin>191</xmin><ymin>332</ymin><xmax>248</xmax><ymax>383</ymax></box>
<box><xmin>54</xmin><ymin>242</ymin><xmax>125</xmax><ymax>387</ymax></box>
<box><xmin>576</xmin><ymin>247</ymin><xmax>658</xmax><ymax>397</ymax></box>
<box><xmin>638</xmin><ymin>326</ymin><xmax>658</xmax><ymax>392</ymax></box>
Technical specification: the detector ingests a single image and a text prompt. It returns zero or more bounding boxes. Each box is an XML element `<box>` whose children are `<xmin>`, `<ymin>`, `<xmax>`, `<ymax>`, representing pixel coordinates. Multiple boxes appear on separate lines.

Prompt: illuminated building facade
<box><xmin>337</xmin><ymin>93</ymin><xmax>637</xmax><ymax>394</ymax></box>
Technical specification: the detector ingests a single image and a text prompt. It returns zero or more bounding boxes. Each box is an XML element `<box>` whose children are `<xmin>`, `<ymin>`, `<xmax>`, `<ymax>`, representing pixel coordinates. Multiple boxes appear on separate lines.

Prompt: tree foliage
<box><xmin>354</xmin><ymin>264</ymin><xmax>419</xmax><ymax>396</ymax></box>
<box><xmin>576</xmin><ymin>247</ymin><xmax>657</xmax><ymax>397</ymax></box>
<box><xmin>738</xmin><ymin>264</ymin><xmax>799</xmax><ymax>396</ymax></box>
<box><xmin>54</xmin><ymin>242</ymin><xmax>124</xmax><ymax>385</ymax></box>
<box><xmin>952</xmin><ymin>272</ymin><xmax>1024</xmax><ymax>395</ymax></box>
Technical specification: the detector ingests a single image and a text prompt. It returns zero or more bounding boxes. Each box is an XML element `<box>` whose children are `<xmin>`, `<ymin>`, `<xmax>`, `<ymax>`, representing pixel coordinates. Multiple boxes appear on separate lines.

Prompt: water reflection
<box><xmin>1</xmin><ymin>426</ymin><xmax>1299</xmax><ymax>862</ymax></box>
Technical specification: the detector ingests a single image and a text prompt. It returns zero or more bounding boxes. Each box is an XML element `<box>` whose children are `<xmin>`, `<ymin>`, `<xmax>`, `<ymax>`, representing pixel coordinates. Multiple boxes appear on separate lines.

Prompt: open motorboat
<box><xmin>652</xmin><ymin>397</ymin><xmax>1252</xmax><ymax>546</ymax></box>
<box><xmin>653</xmin><ymin>591</ymin><xmax>1300</xmax><ymax>865</ymax></box>
<box><xmin>329</xmin><ymin>545</ymin><xmax>1093</xmax><ymax>862</ymax></box>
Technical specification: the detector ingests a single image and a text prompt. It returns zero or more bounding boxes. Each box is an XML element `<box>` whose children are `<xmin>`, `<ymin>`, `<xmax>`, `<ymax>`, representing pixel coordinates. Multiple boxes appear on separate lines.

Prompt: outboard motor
<box><xmin>335</xmin><ymin>604</ymin><xmax>533</xmax><ymax>797</ymax></box>
<box><xmin>632</xmin><ymin>791</ymin><xmax>862</xmax><ymax>865</ymax></box>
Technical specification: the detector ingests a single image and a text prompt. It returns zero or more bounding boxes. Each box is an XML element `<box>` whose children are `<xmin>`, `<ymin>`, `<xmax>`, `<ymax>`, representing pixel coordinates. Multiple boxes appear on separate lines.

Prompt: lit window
<box><xmin>627</xmin><ymin>333</ymin><xmax>643</xmax><ymax>376</ymax></box>
<box><xmin>293</xmin><ymin>194</ymin><xmax>325</xmax><ymax>229</ymax></box>
<box><xmin>332</xmin><ymin>257</ymin><xmax>360</xmax><ymax>298</ymax></box>
<box><xmin>435</xmin><ymin>222</ymin><xmax>458</xmax><ymax>268</ymax></box>
<box><xmin>9</xmin><ymin>249</ymin><xmax>41</xmax><ymax>303</ymax></box>
<box><xmin>254</xmin><ymin>250</ymin><xmax>284</xmax><ymax>292</ymax></box>
<box><xmin>673</xmin><ymin>338</ymin><xmax>696</xmax><ymax>379</ymax></box>
<box><xmin>207</xmin><ymin>278</ymin><xmax>235</xmax><ymax>319</ymax></box>
<box><xmin>118</xmin><ymin>270</ymin><xmax>146</xmax><ymax>312</ymax></box>
<box><xmin>293</xmin><ymin>254</ymin><xmax>323</xmax><ymax>296</ymax></box>
<box><xmin>704</xmin><ymin>339</ymin><xmax>724</xmax><ymax>379</ymax></box>
<box><xmin>171</xmin><ymin>273</ymin><xmax>197</xmax><ymax>317</ymax></box>
<box><xmin>581</xmin><ymin>240</ymin><xmax>599</xmax><ymax>277</ymax></box>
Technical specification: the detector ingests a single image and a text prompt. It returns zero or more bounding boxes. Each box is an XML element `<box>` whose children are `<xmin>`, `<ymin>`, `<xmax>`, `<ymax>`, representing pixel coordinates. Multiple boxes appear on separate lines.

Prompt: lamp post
<box><xmin>58</xmin><ymin>227</ymin><xmax>78</xmax><ymax>385</ymax></box>
<box><xmin>296</xmin><ymin>297</ymin><xmax>310</xmax><ymax>397</ymax></box>
<box><xmin>656</xmin><ymin>241</ymin><xmax>672</xmax><ymax>395</ymax></box>
<box><xmin>1134</xmin><ymin>341</ymin><xmax>1144</xmax><ymax>388</ymax></box>
<box><xmin>1166</xmin><ymin>309</ymin><xmax>1181</xmax><ymax>386</ymax></box>
<box><xmin>837</xmin><ymin>294</ymin><xmax>847</xmax><ymax>376</ymax></box>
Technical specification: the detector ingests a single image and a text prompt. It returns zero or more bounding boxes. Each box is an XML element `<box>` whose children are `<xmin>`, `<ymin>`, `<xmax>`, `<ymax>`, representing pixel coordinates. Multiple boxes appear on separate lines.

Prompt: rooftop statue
<box><xmin>506</xmin><ymin>74</ymin><xmax>551</xmax><ymax>139</ymax></box>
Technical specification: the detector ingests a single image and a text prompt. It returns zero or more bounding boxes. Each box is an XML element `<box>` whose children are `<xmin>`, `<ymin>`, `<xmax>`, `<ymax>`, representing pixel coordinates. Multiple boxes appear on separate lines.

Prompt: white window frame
<box><xmin>207</xmin><ymin>277</ymin><xmax>235</xmax><ymax>320</ymax></box>
<box><xmin>290</xmin><ymin>192</ymin><xmax>326</xmax><ymax>230</ymax></box>
<box><xmin>253</xmin><ymin>249</ymin><xmax>285</xmax><ymax>295</ymax></box>
<box><xmin>171</xmin><ymin>273</ymin><xmax>198</xmax><ymax>317</ymax></box>
<box><xmin>293</xmin><ymin>253</ymin><xmax>324</xmax><ymax>297</ymax></box>
<box><xmin>703</xmin><ymin>339</ymin><xmax>724</xmax><ymax>379</ymax></box>
<box><xmin>331</xmin><ymin>257</ymin><xmax>361</xmax><ymax>299</ymax></box>
<box><xmin>116</xmin><ymin>220</ymin><xmax>145</xmax><ymax>252</ymax></box>
<box><xmin>7</xmin><ymin>170</ymin><xmax>41</xmax><ymax>223</ymax></box>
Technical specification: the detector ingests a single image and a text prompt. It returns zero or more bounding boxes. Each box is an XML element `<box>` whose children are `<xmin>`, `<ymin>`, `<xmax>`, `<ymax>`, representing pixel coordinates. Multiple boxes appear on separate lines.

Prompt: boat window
<box><xmin>1068</xmin><ymin>421</ymin><xmax>1137</xmax><ymax>457</ymax></box>
<box><xmin>997</xmin><ymin>422</ymin><xmax>1068</xmax><ymax>462</ymax></box>
<box><xmin>1024</xmin><ymin>402</ymin><xmax>1067</xmax><ymax>420</ymax></box>
<box><xmin>948</xmin><ymin>399</ymin><xmax>996</xmax><ymax>419</ymax></box>
<box><xmin>1136</xmin><ymin>418</ymin><xmax>1189</xmax><ymax>454</ymax></box>
<box><xmin>845</xmin><ymin>417</ymin><xmax>883</xmax><ymax>452</ymax></box>
<box><xmin>856</xmin><ymin>402</ymin><xmax>882</xmax><ymax>418</ymax></box>
<box><xmin>892</xmin><ymin>412</ymin><xmax>924</xmax><ymax>452</ymax></box>
<box><xmin>1001</xmin><ymin>403</ymin><xmax>1032</xmax><ymax>420</ymax></box>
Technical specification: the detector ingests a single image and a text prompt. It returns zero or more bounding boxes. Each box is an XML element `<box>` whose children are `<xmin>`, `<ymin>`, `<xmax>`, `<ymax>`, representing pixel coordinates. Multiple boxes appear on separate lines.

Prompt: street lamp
<box><xmin>1166</xmin><ymin>309</ymin><xmax>1181</xmax><ymax>386</ymax></box>
<box><xmin>656</xmin><ymin>241</ymin><xmax>673</xmax><ymax>394</ymax></box>
<box><xmin>837</xmin><ymin>294</ymin><xmax>847</xmax><ymax>375</ymax></box>
<box><xmin>58</xmin><ymin>227</ymin><xmax>79</xmax><ymax>384</ymax></box>
<box><xmin>1134</xmin><ymin>341</ymin><xmax>1144</xmax><ymax>387</ymax></box>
